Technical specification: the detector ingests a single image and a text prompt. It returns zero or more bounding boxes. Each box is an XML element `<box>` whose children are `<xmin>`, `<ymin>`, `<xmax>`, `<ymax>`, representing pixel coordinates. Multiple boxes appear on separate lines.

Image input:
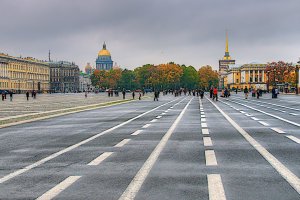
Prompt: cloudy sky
<box><xmin>1</xmin><ymin>0</ymin><xmax>299</xmax><ymax>70</ymax></box>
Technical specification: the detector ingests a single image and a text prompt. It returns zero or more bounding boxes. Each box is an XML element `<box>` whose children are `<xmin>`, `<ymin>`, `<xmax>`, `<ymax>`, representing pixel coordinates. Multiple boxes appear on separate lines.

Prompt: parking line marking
<box><xmin>290</xmin><ymin>113</ymin><xmax>299</xmax><ymax>116</ymax></box>
<box><xmin>114</xmin><ymin>139</ymin><xmax>131</xmax><ymax>147</ymax></box>
<box><xmin>156</xmin><ymin>116</ymin><xmax>162</xmax><ymax>119</ymax></box>
<box><xmin>201</xmin><ymin>118</ymin><xmax>206</xmax><ymax>122</ymax></box>
<box><xmin>131</xmin><ymin>130</ymin><xmax>143</xmax><ymax>136</ymax></box>
<box><xmin>201</xmin><ymin>115</ymin><xmax>206</xmax><ymax>118</ymax></box>
<box><xmin>150</xmin><ymin>119</ymin><xmax>157</xmax><ymax>123</ymax></box>
<box><xmin>203</xmin><ymin>137</ymin><xmax>213</xmax><ymax>146</ymax></box>
<box><xmin>286</xmin><ymin>136</ymin><xmax>300</xmax><ymax>144</ymax></box>
<box><xmin>270</xmin><ymin>128</ymin><xmax>285</xmax><ymax>134</ymax></box>
<box><xmin>36</xmin><ymin>176</ymin><xmax>81</xmax><ymax>200</ymax></box>
<box><xmin>162</xmin><ymin>113</ymin><xmax>166</xmax><ymax>115</ymax></box>
<box><xmin>208</xmin><ymin>97</ymin><xmax>300</xmax><ymax>194</ymax></box>
<box><xmin>245</xmin><ymin>114</ymin><xmax>252</xmax><ymax>117</ymax></box>
<box><xmin>88</xmin><ymin>152</ymin><xmax>113</xmax><ymax>166</ymax></box>
<box><xmin>202</xmin><ymin>129</ymin><xmax>209</xmax><ymax>135</ymax></box>
<box><xmin>251</xmin><ymin>117</ymin><xmax>259</xmax><ymax>121</ymax></box>
<box><xmin>205</xmin><ymin>150</ymin><xmax>217</xmax><ymax>166</ymax></box>
<box><xmin>118</xmin><ymin>98</ymin><xmax>193</xmax><ymax>200</ymax></box>
<box><xmin>201</xmin><ymin>112</ymin><xmax>205</xmax><ymax>115</ymax></box>
<box><xmin>142</xmin><ymin>124</ymin><xmax>151</xmax><ymax>128</ymax></box>
<box><xmin>207</xmin><ymin>174</ymin><xmax>226</xmax><ymax>200</ymax></box>
<box><xmin>0</xmin><ymin>98</ymin><xmax>181</xmax><ymax>184</ymax></box>
<box><xmin>201</xmin><ymin>123</ymin><xmax>207</xmax><ymax>128</ymax></box>
<box><xmin>258</xmin><ymin>121</ymin><xmax>269</xmax><ymax>126</ymax></box>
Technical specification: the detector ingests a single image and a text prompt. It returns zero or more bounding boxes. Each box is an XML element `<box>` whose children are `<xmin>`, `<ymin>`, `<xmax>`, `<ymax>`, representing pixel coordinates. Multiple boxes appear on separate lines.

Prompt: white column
<box><xmin>262</xmin><ymin>70</ymin><xmax>264</xmax><ymax>82</ymax></box>
<box><xmin>257</xmin><ymin>70</ymin><xmax>260</xmax><ymax>82</ymax></box>
<box><xmin>253</xmin><ymin>71</ymin><xmax>255</xmax><ymax>83</ymax></box>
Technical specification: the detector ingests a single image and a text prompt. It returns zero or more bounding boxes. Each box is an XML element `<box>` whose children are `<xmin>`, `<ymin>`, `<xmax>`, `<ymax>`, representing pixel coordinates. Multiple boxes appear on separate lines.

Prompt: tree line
<box><xmin>90</xmin><ymin>63</ymin><xmax>219</xmax><ymax>91</ymax></box>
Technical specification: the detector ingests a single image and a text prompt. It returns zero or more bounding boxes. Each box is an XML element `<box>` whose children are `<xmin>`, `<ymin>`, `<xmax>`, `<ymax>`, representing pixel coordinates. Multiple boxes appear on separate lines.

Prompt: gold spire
<box><xmin>225</xmin><ymin>31</ymin><xmax>229</xmax><ymax>53</ymax></box>
<box><xmin>223</xmin><ymin>31</ymin><xmax>231</xmax><ymax>60</ymax></box>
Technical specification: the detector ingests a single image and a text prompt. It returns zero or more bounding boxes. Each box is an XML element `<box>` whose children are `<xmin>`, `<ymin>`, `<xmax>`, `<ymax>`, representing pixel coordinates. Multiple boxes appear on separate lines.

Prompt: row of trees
<box><xmin>91</xmin><ymin>63</ymin><xmax>219</xmax><ymax>91</ymax></box>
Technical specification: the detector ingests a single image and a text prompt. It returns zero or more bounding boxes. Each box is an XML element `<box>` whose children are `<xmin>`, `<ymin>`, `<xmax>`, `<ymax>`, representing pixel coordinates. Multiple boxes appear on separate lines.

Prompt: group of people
<box><xmin>1</xmin><ymin>91</ymin><xmax>13</xmax><ymax>101</ymax></box>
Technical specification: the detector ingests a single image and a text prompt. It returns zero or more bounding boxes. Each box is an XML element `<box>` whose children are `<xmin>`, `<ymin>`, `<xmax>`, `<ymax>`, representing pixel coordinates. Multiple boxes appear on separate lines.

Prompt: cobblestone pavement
<box><xmin>0</xmin><ymin>92</ymin><xmax>142</xmax><ymax>119</ymax></box>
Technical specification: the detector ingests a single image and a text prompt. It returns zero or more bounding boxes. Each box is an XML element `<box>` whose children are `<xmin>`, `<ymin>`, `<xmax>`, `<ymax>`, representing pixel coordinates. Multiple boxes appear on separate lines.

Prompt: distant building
<box><xmin>219</xmin><ymin>32</ymin><xmax>235</xmax><ymax>89</ymax></box>
<box><xmin>225</xmin><ymin>63</ymin><xmax>267</xmax><ymax>90</ymax></box>
<box><xmin>96</xmin><ymin>42</ymin><xmax>113</xmax><ymax>70</ymax></box>
<box><xmin>49</xmin><ymin>61</ymin><xmax>80</xmax><ymax>93</ymax></box>
<box><xmin>85</xmin><ymin>62</ymin><xmax>93</xmax><ymax>75</ymax></box>
<box><xmin>0</xmin><ymin>53</ymin><xmax>50</xmax><ymax>93</ymax></box>
<box><xmin>79</xmin><ymin>72</ymin><xmax>93</xmax><ymax>92</ymax></box>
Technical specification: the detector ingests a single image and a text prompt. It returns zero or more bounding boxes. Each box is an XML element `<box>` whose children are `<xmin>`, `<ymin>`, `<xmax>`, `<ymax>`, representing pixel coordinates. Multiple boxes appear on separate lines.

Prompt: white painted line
<box><xmin>156</xmin><ymin>116</ymin><xmax>162</xmax><ymax>119</ymax></box>
<box><xmin>205</xmin><ymin>150</ymin><xmax>217</xmax><ymax>166</ymax></box>
<box><xmin>202</xmin><ymin>129</ymin><xmax>209</xmax><ymax>135</ymax></box>
<box><xmin>142</xmin><ymin>124</ymin><xmax>151</xmax><ymax>128</ymax></box>
<box><xmin>201</xmin><ymin>123</ymin><xmax>207</xmax><ymax>128</ymax></box>
<box><xmin>286</xmin><ymin>136</ymin><xmax>300</xmax><ymax>144</ymax></box>
<box><xmin>115</xmin><ymin>139</ymin><xmax>131</xmax><ymax>147</ymax></box>
<box><xmin>201</xmin><ymin>115</ymin><xmax>206</xmax><ymax>118</ymax></box>
<box><xmin>201</xmin><ymin>118</ymin><xmax>206</xmax><ymax>122</ymax></box>
<box><xmin>245</xmin><ymin>114</ymin><xmax>252</xmax><ymax>117</ymax></box>
<box><xmin>118</xmin><ymin>98</ymin><xmax>193</xmax><ymax>200</ymax></box>
<box><xmin>201</xmin><ymin>112</ymin><xmax>205</xmax><ymax>115</ymax></box>
<box><xmin>207</xmin><ymin>97</ymin><xmax>300</xmax><ymax>194</ymax></box>
<box><xmin>150</xmin><ymin>119</ymin><xmax>157</xmax><ymax>123</ymax></box>
<box><xmin>161</xmin><ymin>113</ymin><xmax>166</xmax><ymax>115</ymax></box>
<box><xmin>0</xmin><ymin>98</ymin><xmax>181</xmax><ymax>184</ymax></box>
<box><xmin>228</xmin><ymin>99</ymin><xmax>300</xmax><ymax>127</ymax></box>
<box><xmin>207</xmin><ymin>174</ymin><xmax>226</xmax><ymax>200</ymax></box>
<box><xmin>251</xmin><ymin>117</ymin><xmax>259</xmax><ymax>121</ymax></box>
<box><xmin>36</xmin><ymin>176</ymin><xmax>81</xmax><ymax>200</ymax></box>
<box><xmin>203</xmin><ymin>137</ymin><xmax>213</xmax><ymax>147</ymax></box>
<box><xmin>258</xmin><ymin>121</ymin><xmax>269</xmax><ymax>126</ymax></box>
<box><xmin>88</xmin><ymin>152</ymin><xmax>114</xmax><ymax>166</ymax></box>
<box><xmin>131</xmin><ymin>130</ymin><xmax>143</xmax><ymax>136</ymax></box>
<box><xmin>240</xmin><ymin>111</ymin><xmax>246</xmax><ymax>114</ymax></box>
<box><xmin>170</xmin><ymin>106</ymin><xmax>174</xmax><ymax>109</ymax></box>
<box><xmin>270</xmin><ymin>128</ymin><xmax>285</xmax><ymax>134</ymax></box>
<box><xmin>165</xmin><ymin>110</ymin><xmax>169</xmax><ymax>113</ymax></box>
<box><xmin>290</xmin><ymin>113</ymin><xmax>299</xmax><ymax>116</ymax></box>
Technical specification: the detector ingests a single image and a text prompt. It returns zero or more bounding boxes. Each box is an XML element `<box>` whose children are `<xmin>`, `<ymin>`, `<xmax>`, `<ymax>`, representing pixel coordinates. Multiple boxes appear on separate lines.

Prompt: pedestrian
<box><xmin>275</xmin><ymin>88</ymin><xmax>278</xmax><ymax>98</ymax></box>
<box><xmin>200</xmin><ymin>90</ymin><xmax>204</xmax><ymax>99</ymax></box>
<box><xmin>244</xmin><ymin>86</ymin><xmax>249</xmax><ymax>99</ymax></box>
<box><xmin>132</xmin><ymin>91</ymin><xmax>135</xmax><ymax>99</ymax></box>
<box><xmin>26</xmin><ymin>91</ymin><xmax>29</xmax><ymax>101</ymax></box>
<box><xmin>252</xmin><ymin>88</ymin><xmax>256</xmax><ymax>97</ymax></box>
<box><xmin>272</xmin><ymin>87</ymin><xmax>275</xmax><ymax>98</ymax></box>
<box><xmin>256</xmin><ymin>89</ymin><xmax>260</xmax><ymax>99</ymax></box>
<box><xmin>85</xmin><ymin>91</ymin><xmax>87</xmax><ymax>98</ymax></box>
<box><xmin>154</xmin><ymin>90</ymin><xmax>159</xmax><ymax>101</ymax></box>
<box><xmin>33</xmin><ymin>91</ymin><xmax>36</xmax><ymax>99</ymax></box>
<box><xmin>209</xmin><ymin>87</ymin><xmax>213</xmax><ymax>98</ymax></box>
<box><xmin>139</xmin><ymin>92</ymin><xmax>141</xmax><ymax>100</ymax></box>
<box><xmin>235</xmin><ymin>88</ymin><xmax>238</xmax><ymax>94</ymax></box>
<box><xmin>1</xmin><ymin>92</ymin><xmax>5</xmax><ymax>101</ymax></box>
<box><xmin>213</xmin><ymin>87</ymin><xmax>218</xmax><ymax>101</ymax></box>
<box><xmin>9</xmin><ymin>91</ymin><xmax>13</xmax><ymax>101</ymax></box>
<box><xmin>122</xmin><ymin>89</ymin><xmax>126</xmax><ymax>99</ymax></box>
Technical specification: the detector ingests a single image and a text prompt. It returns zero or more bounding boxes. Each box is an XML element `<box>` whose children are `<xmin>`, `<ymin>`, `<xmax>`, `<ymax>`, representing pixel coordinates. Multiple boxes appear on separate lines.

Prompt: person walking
<box><xmin>122</xmin><ymin>89</ymin><xmax>126</xmax><ymax>99</ymax></box>
<box><xmin>256</xmin><ymin>89</ymin><xmax>260</xmax><ymax>99</ymax></box>
<box><xmin>235</xmin><ymin>88</ymin><xmax>238</xmax><ymax>94</ymax></box>
<box><xmin>154</xmin><ymin>90</ymin><xmax>159</xmax><ymax>101</ymax></box>
<box><xmin>85</xmin><ymin>91</ymin><xmax>87</xmax><ymax>98</ymax></box>
<box><xmin>132</xmin><ymin>91</ymin><xmax>135</xmax><ymax>99</ymax></box>
<box><xmin>213</xmin><ymin>87</ymin><xmax>218</xmax><ymax>101</ymax></box>
<box><xmin>244</xmin><ymin>86</ymin><xmax>249</xmax><ymax>99</ymax></box>
<box><xmin>26</xmin><ymin>91</ymin><xmax>29</xmax><ymax>101</ymax></box>
<box><xmin>1</xmin><ymin>92</ymin><xmax>5</xmax><ymax>101</ymax></box>
<box><xmin>200</xmin><ymin>90</ymin><xmax>204</xmax><ymax>99</ymax></box>
<box><xmin>9</xmin><ymin>91</ymin><xmax>13</xmax><ymax>101</ymax></box>
<box><xmin>209</xmin><ymin>87</ymin><xmax>213</xmax><ymax>98</ymax></box>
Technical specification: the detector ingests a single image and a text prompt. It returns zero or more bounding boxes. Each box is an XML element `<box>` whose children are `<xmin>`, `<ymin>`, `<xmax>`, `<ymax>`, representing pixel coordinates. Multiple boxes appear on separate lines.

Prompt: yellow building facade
<box><xmin>225</xmin><ymin>63</ymin><xmax>268</xmax><ymax>90</ymax></box>
<box><xmin>0</xmin><ymin>53</ymin><xmax>50</xmax><ymax>93</ymax></box>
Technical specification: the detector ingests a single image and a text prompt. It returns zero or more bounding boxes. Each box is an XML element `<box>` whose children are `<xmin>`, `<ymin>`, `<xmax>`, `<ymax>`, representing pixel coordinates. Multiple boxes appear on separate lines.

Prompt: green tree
<box><xmin>180</xmin><ymin>65</ymin><xmax>199</xmax><ymax>89</ymax></box>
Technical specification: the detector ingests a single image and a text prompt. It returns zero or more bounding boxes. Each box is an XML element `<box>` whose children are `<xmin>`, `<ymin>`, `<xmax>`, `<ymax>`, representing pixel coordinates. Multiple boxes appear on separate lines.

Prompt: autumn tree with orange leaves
<box><xmin>265</xmin><ymin>61</ymin><xmax>296</xmax><ymax>87</ymax></box>
<box><xmin>198</xmin><ymin>65</ymin><xmax>219</xmax><ymax>90</ymax></box>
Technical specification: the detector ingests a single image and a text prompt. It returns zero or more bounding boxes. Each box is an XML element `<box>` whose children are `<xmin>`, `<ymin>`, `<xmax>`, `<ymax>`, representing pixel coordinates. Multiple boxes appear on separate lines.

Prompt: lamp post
<box><xmin>296</xmin><ymin>60</ymin><xmax>300</xmax><ymax>95</ymax></box>
<box><xmin>273</xmin><ymin>68</ymin><xmax>277</xmax><ymax>88</ymax></box>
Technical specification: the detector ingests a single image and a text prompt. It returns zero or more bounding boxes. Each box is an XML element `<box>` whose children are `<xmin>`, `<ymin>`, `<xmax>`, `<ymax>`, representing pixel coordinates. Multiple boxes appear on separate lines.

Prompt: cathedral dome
<box><xmin>98</xmin><ymin>42</ymin><xmax>111</xmax><ymax>56</ymax></box>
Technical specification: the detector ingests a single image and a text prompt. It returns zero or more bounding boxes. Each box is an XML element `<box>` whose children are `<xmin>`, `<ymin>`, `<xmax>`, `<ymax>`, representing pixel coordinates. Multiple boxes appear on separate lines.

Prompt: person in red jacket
<box><xmin>213</xmin><ymin>87</ymin><xmax>218</xmax><ymax>101</ymax></box>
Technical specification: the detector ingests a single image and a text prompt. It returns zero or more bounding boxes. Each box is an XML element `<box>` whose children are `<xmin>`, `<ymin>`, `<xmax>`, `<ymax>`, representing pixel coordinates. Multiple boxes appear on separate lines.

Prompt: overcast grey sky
<box><xmin>0</xmin><ymin>0</ymin><xmax>299</xmax><ymax>70</ymax></box>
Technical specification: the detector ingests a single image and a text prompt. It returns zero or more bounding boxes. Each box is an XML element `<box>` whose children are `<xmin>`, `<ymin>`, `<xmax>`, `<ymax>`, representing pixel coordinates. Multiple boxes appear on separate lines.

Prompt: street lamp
<box><xmin>296</xmin><ymin>60</ymin><xmax>300</xmax><ymax>95</ymax></box>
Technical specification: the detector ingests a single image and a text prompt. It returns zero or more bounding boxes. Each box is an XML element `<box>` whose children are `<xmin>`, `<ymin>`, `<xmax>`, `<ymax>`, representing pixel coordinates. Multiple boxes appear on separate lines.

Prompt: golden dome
<box><xmin>98</xmin><ymin>49</ymin><xmax>111</xmax><ymax>56</ymax></box>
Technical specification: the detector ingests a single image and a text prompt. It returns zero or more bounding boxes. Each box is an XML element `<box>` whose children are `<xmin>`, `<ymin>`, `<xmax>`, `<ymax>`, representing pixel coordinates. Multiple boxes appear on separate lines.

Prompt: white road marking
<box><xmin>165</xmin><ymin>110</ymin><xmax>169</xmax><ymax>113</ymax></box>
<box><xmin>201</xmin><ymin>118</ymin><xmax>206</xmax><ymax>122</ymax></box>
<box><xmin>240</xmin><ymin>111</ymin><xmax>246</xmax><ymax>114</ymax></box>
<box><xmin>258</xmin><ymin>121</ymin><xmax>269</xmax><ymax>126</ymax></box>
<box><xmin>228</xmin><ymin>99</ymin><xmax>300</xmax><ymax>127</ymax></box>
<box><xmin>201</xmin><ymin>115</ymin><xmax>206</xmax><ymax>118</ymax></box>
<box><xmin>131</xmin><ymin>130</ymin><xmax>143</xmax><ymax>136</ymax></box>
<box><xmin>202</xmin><ymin>129</ymin><xmax>209</xmax><ymax>135</ymax></box>
<box><xmin>203</xmin><ymin>137</ymin><xmax>213</xmax><ymax>146</ymax></box>
<box><xmin>290</xmin><ymin>113</ymin><xmax>299</xmax><ymax>116</ymax></box>
<box><xmin>0</xmin><ymin>98</ymin><xmax>181</xmax><ymax>184</ymax></box>
<box><xmin>201</xmin><ymin>123</ymin><xmax>207</xmax><ymax>128</ymax></box>
<box><xmin>36</xmin><ymin>176</ymin><xmax>81</xmax><ymax>200</ymax></box>
<box><xmin>245</xmin><ymin>114</ymin><xmax>252</xmax><ymax>117</ymax></box>
<box><xmin>115</xmin><ymin>139</ymin><xmax>131</xmax><ymax>147</ymax></box>
<box><xmin>251</xmin><ymin>117</ymin><xmax>259</xmax><ymax>121</ymax></box>
<box><xmin>270</xmin><ymin>128</ymin><xmax>285</xmax><ymax>134</ymax></box>
<box><xmin>150</xmin><ymin>119</ymin><xmax>157</xmax><ymax>123</ymax></box>
<box><xmin>88</xmin><ymin>152</ymin><xmax>113</xmax><ymax>166</ymax></box>
<box><xmin>205</xmin><ymin>150</ymin><xmax>218</xmax><ymax>166</ymax></box>
<box><xmin>286</xmin><ymin>136</ymin><xmax>300</xmax><ymax>144</ymax></box>
<box><xmin>170</xmin><ymin>106</ymin><xmax>174</xmax><ymax>109</ymax></box>
<box><xmin>118</xmin><ymin>98</ymin><xmax>193</xmax><ymax>200</ymax></box>
<box><xmin>162</xmin><ymin>113</ymin><xmax>166</xmax><ymax>115</ymax></box>
<box><xmin>156</xmin><ymin>116</ymin><xmax>162</xmax><ymax>119</ymax></box>
<box><xmin>207</xmin><ymin>174</ymin><xmax>226</xmax><ymax>200</ymax></box>
<box><xmin>201</xmin><ymin>112</ymin><xmax>205</xmax><ymax>115</ymax></box>
<box><xmin>208</xmin><ymin>97</ymin><xmax>300</xmax><ymax>194</ymax></box>
<box><xmin>142</xmin><ymin>124</ymin><xmax>151</xmax><ymax>128</ymax></box>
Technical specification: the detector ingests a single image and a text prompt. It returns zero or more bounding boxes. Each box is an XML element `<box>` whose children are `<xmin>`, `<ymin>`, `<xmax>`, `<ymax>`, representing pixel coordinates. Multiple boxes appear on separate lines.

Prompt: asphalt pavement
<box><xmin>0</xmin><ymin>92</ymin><xmax>299</xmax><ymax>200</ymax></box>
